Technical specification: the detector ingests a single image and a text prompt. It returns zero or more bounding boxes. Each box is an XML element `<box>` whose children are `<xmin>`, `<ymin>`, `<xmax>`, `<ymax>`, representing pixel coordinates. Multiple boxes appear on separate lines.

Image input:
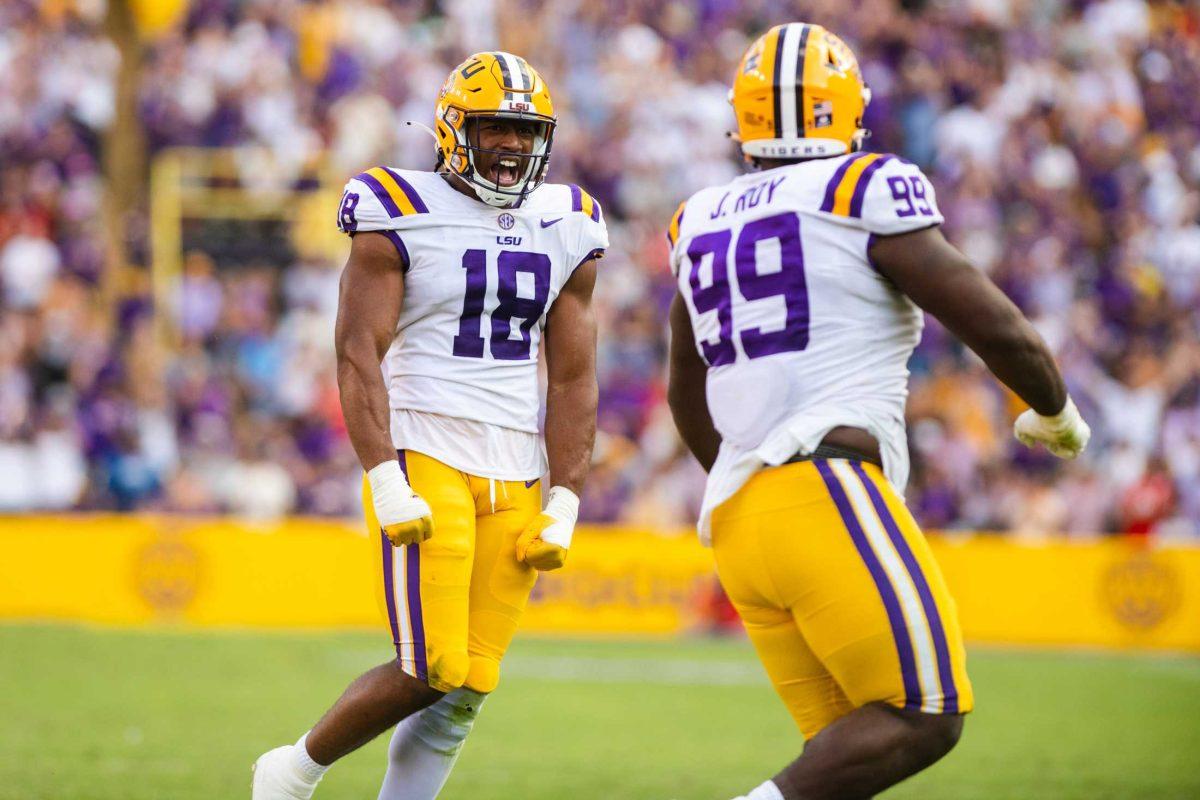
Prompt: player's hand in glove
<box><xmin>516</xmin><ymin>486</ymin><xmax>579</xmax><ymax>571</ymax></box>
<box><xmin>1013</xmin><ymin>396</ymin><xmax>1091</xmax><ymax>459</ymax></box>
<box><xmin>368</xmin><ymin>460</ymin><xmax>434</xmax><ymax>546</ymax></box>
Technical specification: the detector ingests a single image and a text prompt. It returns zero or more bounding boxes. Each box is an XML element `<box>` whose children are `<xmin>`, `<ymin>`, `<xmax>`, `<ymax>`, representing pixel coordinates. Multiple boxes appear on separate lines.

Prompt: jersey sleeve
<box><xmin>566</xmin><ymin>184</ymin><xmax>608</xmax><ymax>267</ymax></box>
<box><xmin>815</xmin><ymin>154</ymin><xmax>943</xmax><ymax>235</ymax></box>
<box><xmin>855</xmin><ymin>157</ymin><xmax>944</xmax><ymax>235</ymax></box>
<box><xmin>336</xmin><ymin>167</ymin><xmax>431</xmax><ymax>235</ymax></box>
<box><xmin>665</xmin><ymin>199</ymin><xmax>687</xmax><ymax>275</ymax></box>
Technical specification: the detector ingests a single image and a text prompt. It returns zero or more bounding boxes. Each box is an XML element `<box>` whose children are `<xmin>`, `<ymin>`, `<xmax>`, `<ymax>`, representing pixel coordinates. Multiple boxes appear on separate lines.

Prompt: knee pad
<box><xmin>464</xmin><ymin>655</ymin><xmax>500</xmax><ymax>694</ymax></box>
<box><xmin>426</xmin><ymin>651</ymin><xmax>470</xmax><ymax>693</ymax></box>
<box><xmin>410</xmin><ymin>687</ymin><xmax>488</xmax><ymax>756</ymax></box>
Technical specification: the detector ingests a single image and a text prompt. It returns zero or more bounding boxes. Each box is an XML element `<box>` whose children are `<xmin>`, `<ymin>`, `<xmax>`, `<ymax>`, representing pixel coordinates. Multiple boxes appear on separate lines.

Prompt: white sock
<box><xmin>745</xmin><ymin>780</ymin><xmax>785</xmax><ymax>800</ymax></box>
<box><xmin>377</xmin><ymin>689</ymin><xmax>484</xmax><ymax>800</ymax></box>
<box><xmin>290</xmin><ymin>732</ymin><xmax>330</xmax><ymax>784</ymax></box>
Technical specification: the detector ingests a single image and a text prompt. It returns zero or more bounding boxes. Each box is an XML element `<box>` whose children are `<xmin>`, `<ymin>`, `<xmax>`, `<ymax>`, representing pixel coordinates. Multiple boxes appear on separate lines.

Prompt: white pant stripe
<box><xmin>831</xmin><ymin>460</ymin><xmax>943</xmax><ymax>713</ymax></box>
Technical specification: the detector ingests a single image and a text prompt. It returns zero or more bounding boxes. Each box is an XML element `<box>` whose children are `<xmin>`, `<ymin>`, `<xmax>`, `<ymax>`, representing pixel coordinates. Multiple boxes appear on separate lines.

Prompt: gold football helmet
<box><xmin>730</xmin><ymin>23</ymin><xmax>871</xmax><ymax>161</ymax></box>
<box><xmin>435</xmin><ymin>51</ymin><xmax>556</xmax><ymax>207</ymax></box>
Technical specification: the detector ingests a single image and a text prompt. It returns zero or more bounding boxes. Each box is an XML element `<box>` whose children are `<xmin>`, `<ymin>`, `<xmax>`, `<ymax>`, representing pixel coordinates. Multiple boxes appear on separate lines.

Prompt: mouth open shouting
<box><xmin>487</xmin><ymin>154</ymin><xmax>525</xmax><ymax>188</ymax></box>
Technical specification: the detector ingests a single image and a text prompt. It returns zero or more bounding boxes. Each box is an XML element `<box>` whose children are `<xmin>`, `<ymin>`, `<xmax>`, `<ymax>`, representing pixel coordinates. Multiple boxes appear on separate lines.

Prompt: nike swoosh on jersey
<box><xmin>540</xmin><ymin>217</ymin><xmax>563</xmax><ymax>228</ymax></box>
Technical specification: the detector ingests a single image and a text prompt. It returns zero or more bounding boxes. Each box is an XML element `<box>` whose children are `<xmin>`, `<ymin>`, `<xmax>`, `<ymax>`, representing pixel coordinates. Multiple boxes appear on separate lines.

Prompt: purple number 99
<box><xmin>887</xmin><ymin>175</ymin><xmax>934</xmax><ymax>218</ymax></box>
<box><xmin>684</xmin><ymin>211</ymin><xmax>809</xmax><ymax>366</ymax></box>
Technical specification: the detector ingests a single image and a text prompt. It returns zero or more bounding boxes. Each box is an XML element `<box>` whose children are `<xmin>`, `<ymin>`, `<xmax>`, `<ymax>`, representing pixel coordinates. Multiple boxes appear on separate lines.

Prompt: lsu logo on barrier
<box><xmin>1100</xmin><ymin>553</ymin><xmax>1182</xmax><ymax>631</ymax></box>
<box><xmin>132</xmin><ymin>533</ymin><xmax>203</xmax><ymax>616</ymax></box>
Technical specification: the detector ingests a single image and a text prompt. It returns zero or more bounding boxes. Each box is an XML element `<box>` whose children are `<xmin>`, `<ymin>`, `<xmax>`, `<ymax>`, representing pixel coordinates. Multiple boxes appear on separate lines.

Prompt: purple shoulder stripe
<box><xmin>819</xmin><ymin>153</ymin><xmax>871</xmax><ymax>213</ymax></box>
<box><xmin>356</xmin><ymin>171</ymin><xmax>401</xmax><ymax>218</ymax></box>
<box><xmin>568</xmin><ymin>184</ymin><xmax>583</xmax><ymax>213</ymax></box>
<box><xmin>848</xmin><ymin>155</ymin><xmax>894</xmax><ymax>218</ymax></box>
<box><xmin>382</xmin><ymin>167</ymin><xmax>429</xmax><ymax>214</ymax></box>
<box><xmin>379</xmin><ymin>230</ymin><xmax>410</xmax><ymax>272</ymax></box>
<box><xmin>590</xmin><ymin>198</ymin><xmax>602</xmax><ymax>222</ymax></box>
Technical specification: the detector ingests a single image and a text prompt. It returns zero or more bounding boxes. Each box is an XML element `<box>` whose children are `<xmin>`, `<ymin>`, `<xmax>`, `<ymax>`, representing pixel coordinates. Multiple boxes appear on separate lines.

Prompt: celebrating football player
<box><xmin>252</xmin><ymin>51</ymin><xmax>605</xmax><ymax>800</ymax></box>
<box><xmin>665</xmin><ymin>24</ymin><xmax>1089</xmax><ymax>800</ymax></box>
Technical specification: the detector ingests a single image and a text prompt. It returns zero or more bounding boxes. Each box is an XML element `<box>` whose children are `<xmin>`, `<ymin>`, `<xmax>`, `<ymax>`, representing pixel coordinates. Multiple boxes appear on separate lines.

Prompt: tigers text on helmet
<box><xmin>730</xmin><ymin>23</ymin><xmax>872</xmax><ymax>162</ymax></box>
<box><xmin>435</xmin><ymin>51</ymin><xmax>556</xmax><ymax>207</ymax></box>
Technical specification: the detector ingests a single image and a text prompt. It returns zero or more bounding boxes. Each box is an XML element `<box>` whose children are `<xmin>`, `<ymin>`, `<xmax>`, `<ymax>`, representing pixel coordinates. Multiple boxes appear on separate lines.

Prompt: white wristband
<box><xmin>367</xmin><ymin>460</ymin><xmax>411</xmax><ymax>506</ymax></box>
<box><xmin>1040</xmin><ymin>396</ymin><xmax>1081</xmax><ymax>432</ymax></box>
<box><xmin>544</xmin><ymin>486</ymin><xmax>580</xmax><ymax>527</ymax></box>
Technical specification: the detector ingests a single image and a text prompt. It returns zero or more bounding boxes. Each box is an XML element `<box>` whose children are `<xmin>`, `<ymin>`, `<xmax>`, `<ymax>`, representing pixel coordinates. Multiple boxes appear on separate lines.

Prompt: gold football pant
<box><xmin>711</xmin><ymin>459</ymin><xmax>973</xmax><ymax>739</ymax></box>
<box><xmin>365</xmin><ymin>450</ymin><xmax>541</xmax><ymax>694</ymax></box>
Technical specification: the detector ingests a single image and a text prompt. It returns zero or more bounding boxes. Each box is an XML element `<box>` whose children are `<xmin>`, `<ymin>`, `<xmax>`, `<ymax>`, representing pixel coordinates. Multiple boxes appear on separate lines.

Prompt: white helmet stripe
<box><xmin>777</xmin><ymin>24</ymin><xmax>803</xmax><ymax>139</ymax></box>
<box><xmin>499</xmin><ymin>51</ymin><xmax>530</xmax><ymax>93</ymax></box>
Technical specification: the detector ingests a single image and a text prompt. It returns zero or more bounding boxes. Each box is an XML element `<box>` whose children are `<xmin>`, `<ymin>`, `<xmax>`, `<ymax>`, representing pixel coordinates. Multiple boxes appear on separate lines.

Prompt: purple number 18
<box><xmin>453</xmin><ymin>249</ymin><xmax>550</xmax><ymax>361</ymax></box>
<box><xmin>685</xmin><ymin>211</ymin><xmax>809</xmax><ymax>366</ymax></box>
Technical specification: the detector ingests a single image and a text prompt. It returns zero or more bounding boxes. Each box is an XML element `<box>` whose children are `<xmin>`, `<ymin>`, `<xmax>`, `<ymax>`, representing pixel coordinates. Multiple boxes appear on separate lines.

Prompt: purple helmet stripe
<box><xmin>356</xmin><ymin>171</ymin><xmax>401</xmax><ymax>218</ymax></box>
<box><xmin>771</xmin><ymin>25</ymin><xmax>787</xmax><ymax>139</ymax></box>
<box><xmin>851</xmin><ymin>462</ymin><xmax>959</xmax><ymax>713</ymax></box>
<box><xmin>382</xmin><ymin>168</ymin><xmax>430</xmax><ymax>214</ymax></box>
<box><xmin>816</xmin><ymin>460</ymin><xmax>923</xmax><ymax>711</ymax></box>
<box><xmin>819</xmin><ymin>153</ymin><xmax>870</xmax><ymax>213</ymax></box>
<box><xmin>848</xmin><ymin>156</ymin><xmax>894</xmax><ymax>218</ymax></box>
<box><xmin>794</xmin><ymin>24</ymin><xmax>810</xmax><ymax>136</ymax></box>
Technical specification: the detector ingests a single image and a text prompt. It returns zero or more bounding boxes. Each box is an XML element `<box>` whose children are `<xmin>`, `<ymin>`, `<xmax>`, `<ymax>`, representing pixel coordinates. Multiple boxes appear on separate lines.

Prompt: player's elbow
<box><xmin>335</xmin><ymin>338</ymin><xmax>381</xmax><ymax>388</ymax></box>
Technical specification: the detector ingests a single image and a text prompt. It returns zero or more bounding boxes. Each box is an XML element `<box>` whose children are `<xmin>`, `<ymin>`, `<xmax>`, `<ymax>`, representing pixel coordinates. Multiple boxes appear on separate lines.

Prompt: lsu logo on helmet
<box><xmin>435</xmin><ymin>51</ymin><xmax>556</xmax><ymax>207</ymax></box>
<box><xmin>730</xmin><ymin>23</ymin><xmax>872</xmax><ymax>161</ymax></box>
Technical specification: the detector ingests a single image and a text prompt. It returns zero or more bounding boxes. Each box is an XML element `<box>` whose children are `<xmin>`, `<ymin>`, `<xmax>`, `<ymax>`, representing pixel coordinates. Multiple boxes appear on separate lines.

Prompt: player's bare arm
<box><xmin>516</xmin><ymin>257</ymin><xmax>599</xmax><ymax>571</ymax></box>
<box><xmin>334</xmin><ymin>232</ymin><xmax>405</xmax><ymax>471</ymax></box>
<box><xmin>667</xmin><ymin>292</ymin><xmax>721</xmax><ymax>471</ymax></box>
<box><xmin>543</xmin><ymin>258</ymin><xmax>599</xmax><ymax>494</ymax></box>
<box><xmin>333</xmin><ymin>233</ymin><xmax>434</xmax><ymax>548</ymax></box>
<box><xmin>870</xmin><ymin>226</ymin><xmax>1090</xmax><ymax>457</ymax></box>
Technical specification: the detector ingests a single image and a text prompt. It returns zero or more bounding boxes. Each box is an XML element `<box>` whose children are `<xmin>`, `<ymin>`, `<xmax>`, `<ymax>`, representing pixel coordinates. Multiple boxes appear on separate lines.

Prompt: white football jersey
<box><xmin>668</xmin><ymin>152</ymin><xmax>944</xmax><ymax>542</ymax></box>
<box><xmin>338</xmin><ymin>167</ymin><xmax>608</xmax><ymax>479</ymax></box>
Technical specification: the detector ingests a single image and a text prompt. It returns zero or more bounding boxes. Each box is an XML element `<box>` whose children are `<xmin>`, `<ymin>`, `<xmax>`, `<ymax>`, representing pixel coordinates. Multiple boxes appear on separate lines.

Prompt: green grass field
<box><xmin>1</xmin><ymin>625</ymin><xmax>1198</xmax><ymax>800</ymax></box>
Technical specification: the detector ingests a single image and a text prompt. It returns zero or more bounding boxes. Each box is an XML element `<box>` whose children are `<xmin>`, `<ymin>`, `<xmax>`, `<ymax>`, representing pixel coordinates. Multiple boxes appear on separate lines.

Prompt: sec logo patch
<box><xmin>498</xmin><ymin>212</ymin><xmax>515</xmax><ymax>230</ymax></box>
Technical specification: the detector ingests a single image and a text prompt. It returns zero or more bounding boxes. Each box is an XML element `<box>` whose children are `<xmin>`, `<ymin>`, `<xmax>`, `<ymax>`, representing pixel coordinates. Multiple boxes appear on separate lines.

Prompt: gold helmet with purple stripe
<box><xmin>435</xmin><ymin>51</ymin><xmax>556</xmax><ymax>207</ymax></box>
<box><xmin>730</xmin><ymin>23</ymin><xmax>871</xmax><ymax>161</ymax></box>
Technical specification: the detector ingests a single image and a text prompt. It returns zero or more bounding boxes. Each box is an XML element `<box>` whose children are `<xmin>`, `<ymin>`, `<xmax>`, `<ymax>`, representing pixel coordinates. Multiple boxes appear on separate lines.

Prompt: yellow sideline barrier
<box><xmin>0</xmin><ymin>516</ymin><xmax>1197</xmax><ymax>652</ymax></box>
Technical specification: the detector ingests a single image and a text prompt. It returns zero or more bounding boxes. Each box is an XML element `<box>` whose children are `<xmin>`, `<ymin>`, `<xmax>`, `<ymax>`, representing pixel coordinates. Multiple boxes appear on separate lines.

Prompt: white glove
<box><xmin>368</xmin><ymin>460</ymin><xmax>434</xmax><ymax>546</ymax></box>
<box><xmin>1013</xmin><ymin>396</ymin><xmax>1091</xmax><ymax>459</ymax></box>
<box><xmin>516</xmin><ymin>486</ymin><xmax>578</xmax><ymax>571</ymax></box>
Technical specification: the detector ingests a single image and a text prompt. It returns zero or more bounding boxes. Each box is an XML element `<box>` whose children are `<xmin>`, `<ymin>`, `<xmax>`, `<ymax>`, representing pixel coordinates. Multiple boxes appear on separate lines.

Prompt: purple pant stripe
<box><xmin>819</xmin><ymin>153</ymin><xmax>870</xmax><ymax>213</ymax></box>
<box><xmin>381</xmin><ymin>530</ymin><xmax>402</xmax><ymax>657</ymax></box>
<box><xmin>815</xmin><ymin>460</ymin><xmax>923</xmax><ymax>711</ymax></box>
<box><xmin>356</xmin><ymin>171</ymin><xmax>402</xmax><ymax>218</ymax></box>
<box><xmin>405</xmin><ymin>543</ymin><xmax>428</xmax><ymax>682</ymax></box>
<box><xmin>851</xmin><ymin>462</ymin><xmax>959</xmax><ymax>713</ymax></box>
<box><xmin>848</xmin><ymin>156</ymin><xmax>893</xmax><ymax>218</ymax></box>
<box><xmin>568</xmin><ymin>184</ymin><xmax>582</xmax><ymax>213</ymax></box>
<box><xmin>382</xmin><ymin>167</ymin><xmax>429</xmax><ymax>214</ymax></box>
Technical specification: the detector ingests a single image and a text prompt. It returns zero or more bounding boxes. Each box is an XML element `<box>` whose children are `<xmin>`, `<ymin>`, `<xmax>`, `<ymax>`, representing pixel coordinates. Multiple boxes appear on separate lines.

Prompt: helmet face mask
<box><xmin>435</xmin><ymin>53</ymin><xmax>557</xmax><ymax>208</ymax></box>
<box><xmin>453</xmin><ymin>112</ymin><xmax>555</xmax><ymax>207</ymax></box>
<box><xmin>730</xmin><ymin>23</ymin><xmax>871</xmax><ymax>165</ymax></box>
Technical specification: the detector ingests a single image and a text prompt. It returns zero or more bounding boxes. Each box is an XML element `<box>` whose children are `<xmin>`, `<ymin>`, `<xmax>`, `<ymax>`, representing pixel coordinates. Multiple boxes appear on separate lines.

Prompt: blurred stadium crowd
<box><xmin>2</xmin><ymin>0</ymin><xmax>1199</xmax><ymax>536</ymax></box>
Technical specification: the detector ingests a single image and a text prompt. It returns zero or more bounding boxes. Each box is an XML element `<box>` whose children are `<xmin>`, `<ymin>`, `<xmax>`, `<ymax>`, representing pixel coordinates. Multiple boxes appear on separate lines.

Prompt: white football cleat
<box><xmin>252</xmin><ymin>746</ymin><xmax>319</xmax><ymax>800</ymax></box>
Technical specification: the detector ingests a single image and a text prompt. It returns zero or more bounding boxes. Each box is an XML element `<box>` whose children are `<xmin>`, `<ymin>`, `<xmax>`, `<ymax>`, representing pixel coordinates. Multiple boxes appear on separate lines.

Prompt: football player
<box><xmin>665</xmin><ymin>24</ymin><xmax>1090</xmax><ymax>800</ymax></box>
<box><xmin>252</xmin><ymin>52</ymin><xmax>606</xmax><ymax>800</ymax></box>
